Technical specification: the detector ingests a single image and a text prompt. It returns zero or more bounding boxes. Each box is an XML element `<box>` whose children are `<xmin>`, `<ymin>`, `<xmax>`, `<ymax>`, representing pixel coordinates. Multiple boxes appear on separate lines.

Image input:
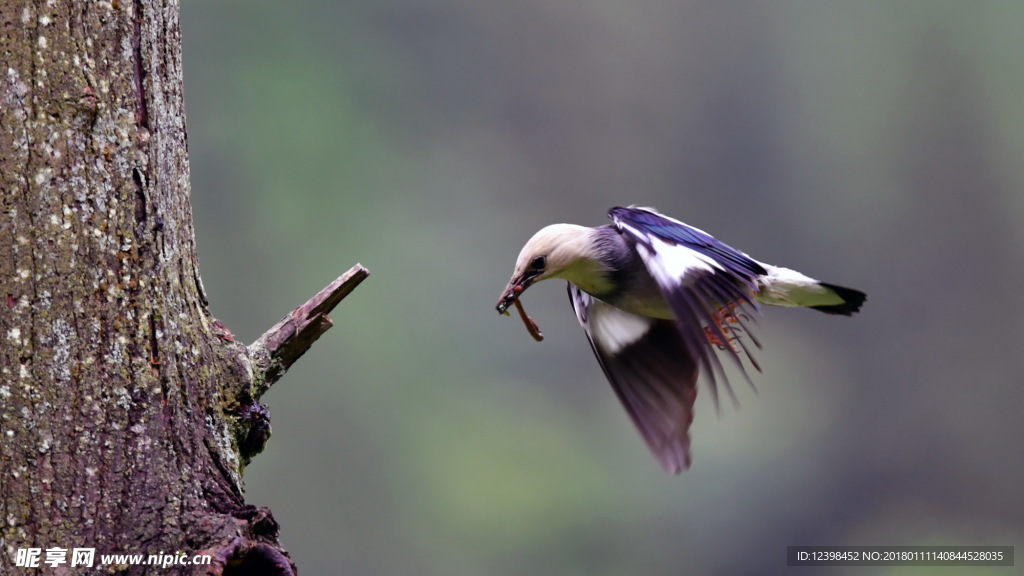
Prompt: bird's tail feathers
<box><xmin>808</xmin><ymin>282</ymin><xmax>867</xmax><ymax>316</ymax></box>
<box><xmin>756</xmin><ymin>265</ymin><xmax>866</xmax><ymax>315</ymax></box>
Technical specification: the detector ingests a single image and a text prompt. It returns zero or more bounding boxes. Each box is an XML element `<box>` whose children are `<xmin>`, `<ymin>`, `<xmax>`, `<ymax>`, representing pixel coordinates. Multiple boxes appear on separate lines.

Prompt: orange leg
<box><xmin>704</xmin><ymin>303</ymin><xmax>747</xmax><ymax>352</ymax></box>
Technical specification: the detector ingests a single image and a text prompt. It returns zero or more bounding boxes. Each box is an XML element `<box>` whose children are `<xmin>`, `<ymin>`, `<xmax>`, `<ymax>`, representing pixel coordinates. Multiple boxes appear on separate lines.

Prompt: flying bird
<box><xmin>496</xmin><ymin>206</ymin><xmax>865</xmax><ymax>474</ymax></box>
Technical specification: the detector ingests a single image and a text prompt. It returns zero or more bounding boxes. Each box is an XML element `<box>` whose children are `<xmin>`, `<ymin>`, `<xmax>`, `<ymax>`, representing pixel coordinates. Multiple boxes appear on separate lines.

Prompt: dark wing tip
<box><xmin>810</xmin><ymin>282</ymin><xmax>867</xmax><ymax>316</ymax></box>
<box><xmin>608</xmin><ymin>205</ymin><xmax>655</xmax><ymax>220</ymax></box>
<box><xmin>606</xmin><ymin>319</ymin><xmax>699</xmax><ymax>475</ymax></box>
<box><xmin>607</xmin><ymin>206</ymin><xmax>631</xmax><ymax>220</ymax></box>
<box><xmin>658</xmin><ymin>437</ymin><xmax>692</xmax><ymax>474</ymax></box>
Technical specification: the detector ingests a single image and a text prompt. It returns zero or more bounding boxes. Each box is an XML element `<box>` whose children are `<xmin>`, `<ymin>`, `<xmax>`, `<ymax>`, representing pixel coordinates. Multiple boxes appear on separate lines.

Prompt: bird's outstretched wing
<box><xmin>569</xmin><ymin>284</ymin><xmax>698</xmax><ymax>474</ymax></box>
<box><xmin>609</xmin><ymin>206</ymin><xmax>765</xmax><ymax>408</ymax></box>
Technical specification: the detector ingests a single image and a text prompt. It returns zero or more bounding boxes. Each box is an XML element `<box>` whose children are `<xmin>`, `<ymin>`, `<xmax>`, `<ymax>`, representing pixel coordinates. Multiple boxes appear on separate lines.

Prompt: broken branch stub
<box><xmin>249</xmin><ymin>264</ymin><xmax>369</xmax><ymax>397</ymax></box>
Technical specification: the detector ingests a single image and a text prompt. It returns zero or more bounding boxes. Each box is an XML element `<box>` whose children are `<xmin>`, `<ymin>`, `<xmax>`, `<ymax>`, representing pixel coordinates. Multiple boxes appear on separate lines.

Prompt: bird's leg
<box><xmin>705</xmin><ymin>303</ymin><xmax>745</xmax><ymax>352</ymax></box>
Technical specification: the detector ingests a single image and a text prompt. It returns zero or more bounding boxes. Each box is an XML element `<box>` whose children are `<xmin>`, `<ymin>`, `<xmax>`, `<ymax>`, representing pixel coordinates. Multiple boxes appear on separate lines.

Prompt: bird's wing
<box><xmin>609</xmin><ymin>206</ymin><xmax>765</xmax><ymax>407</ymax></box>
<box><xmin>569</xmin><ymin>283</ymin><xmax>698</xmax><ymax>474</ymax></box>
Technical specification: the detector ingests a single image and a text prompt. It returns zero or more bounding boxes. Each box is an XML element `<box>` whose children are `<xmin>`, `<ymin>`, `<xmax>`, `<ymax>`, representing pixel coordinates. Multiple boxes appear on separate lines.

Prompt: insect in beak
<box><xmin>496</xmin><ymin>282</ymin><xmax>543</xmax><ymax>341</ymax></box>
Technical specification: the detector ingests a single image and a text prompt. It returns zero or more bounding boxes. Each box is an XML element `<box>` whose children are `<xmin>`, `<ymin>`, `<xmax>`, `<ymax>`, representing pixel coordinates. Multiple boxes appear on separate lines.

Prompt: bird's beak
<box><xmin>496</xmin><ymin>273</ymin><xmax>538</xmax><ymax>315</ymax></box>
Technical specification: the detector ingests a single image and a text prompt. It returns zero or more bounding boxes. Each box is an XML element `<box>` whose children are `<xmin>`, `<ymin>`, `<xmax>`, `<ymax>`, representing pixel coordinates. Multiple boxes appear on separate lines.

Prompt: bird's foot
<box><xmin>704</xmin><ymin>305</ymin><xmax>748</xmax><ymax>352</ymax></box>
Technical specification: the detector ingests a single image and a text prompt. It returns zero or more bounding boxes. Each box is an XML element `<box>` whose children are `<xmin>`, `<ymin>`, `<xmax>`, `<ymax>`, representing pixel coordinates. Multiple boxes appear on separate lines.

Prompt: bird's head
<box><xmin>496</xmin><ymin>224</ymin><xmax>594</xmax><ymax>314</ymax></box>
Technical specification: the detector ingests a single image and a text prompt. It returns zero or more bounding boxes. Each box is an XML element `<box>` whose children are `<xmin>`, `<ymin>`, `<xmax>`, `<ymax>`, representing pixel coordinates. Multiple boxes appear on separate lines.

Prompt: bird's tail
<box><xmin>755</xmin><ymin>265</ymin><xmax>866</xmax><ymax>316</ymax></box>
<box><xmin>807</xmin><ymin>282</ymin><xmax>867</xmax><ymax>316</ymax></box>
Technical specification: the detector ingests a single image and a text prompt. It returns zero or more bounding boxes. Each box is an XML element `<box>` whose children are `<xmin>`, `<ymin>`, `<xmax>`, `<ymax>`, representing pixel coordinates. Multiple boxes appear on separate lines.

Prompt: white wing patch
<box><xmin>588</xmin><ymin>299</ymin><xmax>655</xmax><ymax>354</ymax></box>
<box><xmin>634</xmin><ymin>237</ymin><xmax>721</xmax><ymax>290</ymax></box>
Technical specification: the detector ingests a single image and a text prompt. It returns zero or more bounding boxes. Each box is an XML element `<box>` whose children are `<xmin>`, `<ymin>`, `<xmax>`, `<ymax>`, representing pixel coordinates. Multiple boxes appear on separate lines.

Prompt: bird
<box><xmin>496</xmin><ymin>206</ymin><xmax>866</xmax><ymax>474</ymax></box>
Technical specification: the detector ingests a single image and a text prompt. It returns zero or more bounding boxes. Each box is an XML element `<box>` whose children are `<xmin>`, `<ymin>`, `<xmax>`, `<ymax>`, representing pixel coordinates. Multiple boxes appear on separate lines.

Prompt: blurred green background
<box><xmin>180</xmin><ymin>1</ymin><xmax>1023</xmax><ymax>574</ymax></box>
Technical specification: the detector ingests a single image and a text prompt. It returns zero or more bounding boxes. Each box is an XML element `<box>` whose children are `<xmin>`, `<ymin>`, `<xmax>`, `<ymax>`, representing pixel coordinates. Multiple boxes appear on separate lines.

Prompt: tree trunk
<box><xmin>0</xmin><ymin>1</ymin><xmax>365</xmax><ymax>573</ymax></box>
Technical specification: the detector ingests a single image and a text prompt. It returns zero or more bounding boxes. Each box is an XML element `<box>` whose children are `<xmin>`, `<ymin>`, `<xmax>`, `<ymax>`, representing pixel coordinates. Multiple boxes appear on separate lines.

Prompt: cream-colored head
<box><xmin>496</xmin><ymin>224</ymin><xmax>603</xmax><ymax>314</ymax></box>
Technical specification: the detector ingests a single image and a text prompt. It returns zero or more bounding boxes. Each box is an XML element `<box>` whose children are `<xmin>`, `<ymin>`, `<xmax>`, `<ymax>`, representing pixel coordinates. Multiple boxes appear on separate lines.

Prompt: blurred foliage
<box><xmin>181</xmin><ymin>1</ymin><xmax>1023</xmax><ymax>574</ymax></box>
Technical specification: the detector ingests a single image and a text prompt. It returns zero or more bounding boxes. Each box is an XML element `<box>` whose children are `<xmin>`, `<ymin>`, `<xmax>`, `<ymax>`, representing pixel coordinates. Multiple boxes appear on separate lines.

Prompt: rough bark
<box><xmin>0</xmin><ymin>1</ymin><xmax>365</xmax><ymax>573</ymax></box>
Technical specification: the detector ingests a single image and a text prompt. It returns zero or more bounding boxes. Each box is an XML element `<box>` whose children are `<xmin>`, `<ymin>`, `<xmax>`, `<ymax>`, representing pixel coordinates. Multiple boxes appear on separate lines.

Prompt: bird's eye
<box><xmin>530</xmin><ymin>256</ymin><xmax>547</xmax><ymax>271</ymax></box>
